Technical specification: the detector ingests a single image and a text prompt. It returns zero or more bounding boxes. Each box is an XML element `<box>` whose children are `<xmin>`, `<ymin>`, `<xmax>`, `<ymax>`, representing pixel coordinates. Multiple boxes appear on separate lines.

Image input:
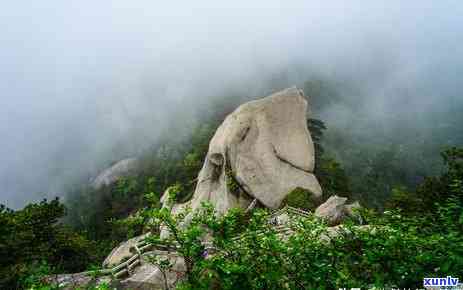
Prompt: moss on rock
<box><xmin>282</xmin><ymin>187</ymin><xmax>318</xmax><ymax>210</ymax></box>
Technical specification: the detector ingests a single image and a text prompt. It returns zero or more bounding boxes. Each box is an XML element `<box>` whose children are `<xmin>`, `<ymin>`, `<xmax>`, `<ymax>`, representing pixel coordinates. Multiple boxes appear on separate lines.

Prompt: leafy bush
<box><xmin>0</xmin><ymin>199</ymin><xmax>97</xmax><ymax>289</ymax></box>
<box><xmin>225</xmin><ymin>168</ymin><xmax>240</xmax><ymax>194</ymax></box>
<box><xmin>307</xmin><ymin>118</ymin><xmax>352</xmax><ymax>201</ymax></box>
<box><xmin>282</xmin><ymin>187</ymin><xmax>318</xmax><ymax>210</ymax></box>
<box><xmin>146</xmin><ymin>145</ymin><xmax>463</xmax><ymax>290</ymax></box>
<box><xmin>316</xmin><ymin>157</ymin><xmax>352</xmax><ymax>200</ymax></box>
<box><xmin>387</xmin><ymin>146</ymin><xmax>463</xmax><ymax>214</ymax></box>
<box><xmin>146</xmin><ymin>200</ymin><xmax>462</xmax><ymax>290</ymax></box>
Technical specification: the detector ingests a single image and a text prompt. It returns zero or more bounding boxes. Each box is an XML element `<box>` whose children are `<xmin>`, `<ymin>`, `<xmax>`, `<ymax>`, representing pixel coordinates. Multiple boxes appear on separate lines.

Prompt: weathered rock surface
<box><xmin>103</xmin><ymin>233</ymin><xmax>150</xmax><ymax>268</ymax></box>
<box><xmin>92</xmin><ymin>158</ymin><xmax>138</xmax><ymax>189</ymax></box>
<box><xmin>120</xmin><ymin>252</ymin><xmax>186</xmax><ymax>290</ymax></box>
<box><xmin>315</xmin><ymin>195</ymin><xmax>362</xmax><ymax>225</ymax></box>
<box><xmin>60</xmin><ymin>87</ymin><xmax>326</xmax><ymax>289</ymax></box>
<box><xmin>315</xmin><ymin>195</ymin><xmax>348</xmax><ymax>225</ymax></box>
<box><xmin>166</xmin><ymin>87</ymin><xmax>322</xmax><ymax>215</ymax></box>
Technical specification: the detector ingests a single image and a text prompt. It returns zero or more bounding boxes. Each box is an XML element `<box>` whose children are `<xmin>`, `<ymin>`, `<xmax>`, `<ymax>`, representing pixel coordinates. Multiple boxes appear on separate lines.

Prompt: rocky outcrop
<box><xmin>92</xmin><ymin>158</ymin><xmax>138</xmax><ymax>189</ymax></box>
<box><xmin>120</xmin><ymin>252</ymin><xmax>185</xmax><ymax>290</ymax></box>
<box><xmin>66</xmin><ymin>87</ymin><xmax>326</xmax><ymax>289</ymax></box>
<box><xmin>315</xmin><ymin>195</ymin><xmax>362</xmax><ymax>226</ymax></box>
<box><xmin>103</xmin><ymin>233</ymin><xmax>150</xmax><ymax>268</ymax></box>
<box><xmin>165</xmin><ymin>87</ymin><xmax>322</xmax><ymax>216</ymax></box>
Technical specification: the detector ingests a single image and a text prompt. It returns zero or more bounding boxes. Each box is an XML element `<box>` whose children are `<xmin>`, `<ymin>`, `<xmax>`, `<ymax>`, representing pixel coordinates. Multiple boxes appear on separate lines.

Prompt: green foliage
<box><xmin>441</xmin><ymin>146</ymin><xmax>463</xmax><ymax>197</ymax></box>
<box><xmin>225</xmin><ymin>168</ymin><xmax>240</xmax><ymax>194</ymax></box>
<box><xmin>307</xmin><ymin>117</ymin><xmax>352</xmax><ymax>200</ymax></box>
<box><xmin>0</xmin><ymin>199</ymin><xmax>96</xmax><ymax>289</ymax></box>
<box><xmin>65</xmin><ymin>121</ymin><xmax>220</xmax><ymax>248</ymax></box>
<box><xmin>144</xmin><ymin>202</ymin><xmax>250</xmax><ymax>288</ymax></box>
<box><xmin>109</xmin><ymin>212</ymin><xmax>146</xmax><ymax>240</ymax></box>
<box><xmin>282</xmin><ymin>187</ymin><xmax>317</xmax><ymax>210</ymax></box>
<box><xmin>144</xmin><ymin>191</ymin><xmax>161</xmax><ymax>208</ymax></box>
<box><xmin>60</xmin><ymin>84</ymin><xmax>352</xmax><ymax>282</ymax></box>
<box><xmin>145</xmin><ymin>206</ymin><xmax>207</xmax><ymax>287</ymax></box>
<box><xmin>145</xmin><ymin>254</ymin><xmax>174</xmax><ymax>290</ymax></box>
<box><xmin>307</xmin><ymin>118</ymin><xmax>326</xmax><ymax>158</ymax></box>
<box><xmin>142</xmin><ymin>199</ymin><xmax>462</xmax><ymax>289</ymax></box>
<box><xmin>303</xmin><ymin>76</ymin><xmax>463</xmax><ymax>208</ymax></box>
<box><xmin>18</xmin><ymin>261</ymin><xmax>57</xmax><ymax>290</ymax></box>
<box><xmin>166</xmin><ymin>183</ymin><xmax>183</xmax><ymax>201</ymax></box>
<box><xmin>10</xmin><ymin>79</ymin><xmax>461</xmax><ymax>288</ymax></box>
<box><xmin>387</xmin><ymin>146</ymin><xmax>463</xmax><ymax>214</ymax></box>
<box><xmin>140</xmin><ymin>147</ymin><xmax>463</xmax><ymax>289</ymax></box>
<box><xmin>150</xmin><ymin>198</ymin><xmax>463</xmax><ymax>289</ymax></box>
<box><xmin>386</xmin><ymin>186</ymin><xmax>422</xmax><ymax>213</ymax></box>
<box><xmin>316</xmin><ymin>157</ymin><xmax>352</xmax><ymax>200</ymax></box>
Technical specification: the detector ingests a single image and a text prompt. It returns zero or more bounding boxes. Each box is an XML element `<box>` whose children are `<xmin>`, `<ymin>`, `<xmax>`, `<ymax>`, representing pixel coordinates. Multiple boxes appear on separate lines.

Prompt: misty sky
<box><xmin>1</xmin><ymin>1</ymin><xmax>463</xmax><ymax>208</ymax></box>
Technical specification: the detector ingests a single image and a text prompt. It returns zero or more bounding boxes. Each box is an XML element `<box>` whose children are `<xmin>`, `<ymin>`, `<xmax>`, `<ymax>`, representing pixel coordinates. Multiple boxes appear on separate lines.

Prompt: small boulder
<box><xmin>315</xmin><ymin>195</ymin><xmax>348</xmax><ymax>225</ymax></box>
<box><xmin>120</xmin><ymin>253</ymin><xmax>186</xmax><ymax>290</ymax></box>
<box><xmin>315</xmin><ymin>195</ymin><xmax>362</xmax><ymax>226</ymax></box>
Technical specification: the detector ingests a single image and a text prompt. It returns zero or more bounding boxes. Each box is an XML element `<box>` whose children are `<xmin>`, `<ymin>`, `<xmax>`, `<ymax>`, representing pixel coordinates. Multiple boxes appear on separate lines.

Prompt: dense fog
<box><xmin>1</xmin><ymin>1</ymin><xmax>463</xmax><ymax>208</ymax></box>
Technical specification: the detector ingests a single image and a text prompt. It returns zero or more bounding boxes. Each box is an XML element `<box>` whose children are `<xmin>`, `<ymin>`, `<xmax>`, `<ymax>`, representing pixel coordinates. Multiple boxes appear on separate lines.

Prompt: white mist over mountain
<box><xmin>1</xmin><ymin>1</ymin><xmax>462</xmax><ymax>208</ymax></box>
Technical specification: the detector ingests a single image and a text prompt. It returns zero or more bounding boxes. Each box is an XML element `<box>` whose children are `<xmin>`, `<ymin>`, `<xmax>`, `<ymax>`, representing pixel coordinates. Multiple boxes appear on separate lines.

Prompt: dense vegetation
<box><xmin>3</xmin><ymin>145</ymin><xmax>462</xmax><ymax>289</ymax></box>
<box><xmin>137</xmin><ymin>146</ymin><xmax>463</xmax><ymax>289</ymax></box>
<box><xmin>0</xmin><ymin>199</ymin><xmax>98</xmax><ymax>289</ymax></box>
<box><xmin>1</xmin><ymin>78</ymin><xmax>462</xmax><ymax>289</ymax></box>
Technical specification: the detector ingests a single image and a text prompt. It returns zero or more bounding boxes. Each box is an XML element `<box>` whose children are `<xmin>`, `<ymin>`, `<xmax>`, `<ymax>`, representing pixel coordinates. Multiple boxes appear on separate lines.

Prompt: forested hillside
<box><xmin>1</xmin><ymin>79</ymin><xmax>462</xmax><ymax>289</ymax></box>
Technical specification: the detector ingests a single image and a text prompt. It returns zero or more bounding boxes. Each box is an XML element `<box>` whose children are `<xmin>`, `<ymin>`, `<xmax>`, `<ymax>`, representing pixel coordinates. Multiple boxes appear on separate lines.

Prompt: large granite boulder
<box><xmin>166</xmin><ymin>87</ymin><xmax>322</xmax><ymax>215</ymax></box>
<box><xmin>92</xmin><ymin>158</ymin><xmax>138</xmax><ymax>189</ymax></box>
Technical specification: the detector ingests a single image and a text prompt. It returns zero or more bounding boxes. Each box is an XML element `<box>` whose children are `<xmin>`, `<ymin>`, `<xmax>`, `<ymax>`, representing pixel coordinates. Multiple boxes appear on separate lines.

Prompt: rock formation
<box><xmin>315</xmin><ymin>195</ymin><xmax>362</xmax><ymax>226</ymax></box>
<box><xmin>103</xmin><ymin>233</ymin><xmax>150</xmax><ymax>268</ymax></box>
<box><xmin>92</xmin><ymin>158</ymin><xmax>138</xmax><ymax>189</ymax></box>
<box><xmin>50</xmin><ymin>87</ymin><xmax>368</xmax><ymax>290</ymax></box>
<box><xmin>165</xmin><ymin>87</ymin><xmax>322</xmax><ymax>215</ymax></box>
<box><xmin>120</xmin><ymin>251</ymin><xmax>185</xmax><ymax>290</ymax></box>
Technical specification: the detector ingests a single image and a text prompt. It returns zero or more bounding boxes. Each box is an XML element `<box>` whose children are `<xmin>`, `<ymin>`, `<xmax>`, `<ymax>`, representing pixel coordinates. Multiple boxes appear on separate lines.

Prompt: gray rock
<box><xmin>315</xmin><ymin>195</ymin><xmax>362</xmax><ymax>225</ymax></box>
<box><xmin>120</xmin><ymin>253</ymin><xmax>186</xmax><ymax>290</ymax></box>
<box><xmin>92</xmin><ymin>158</ymin><xmax>138</xmax><ymax>189</ymax></box>
<box><xmin>165</xmin><ymin>87</ymin><xmax>322</xmax><ymax>216</ymax></box>
<box><xmin>315</xmin><ymin>195</ymin><xmax>348</xmax><ymax>225</ymax></box>
<box><xmin>103</xmin><ymin>233</ymin><xmax>149</xmax><ymax>268</ymax></box>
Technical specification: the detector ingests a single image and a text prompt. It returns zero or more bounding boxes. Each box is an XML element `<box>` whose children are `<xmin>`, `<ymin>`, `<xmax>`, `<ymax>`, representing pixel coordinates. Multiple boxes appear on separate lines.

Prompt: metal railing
<box><xmin>92</xmin><ymin>206</ymin><xmax>311</xmax><ymax>279</ymax></box>
<box><xmin>269</xmin><ymin>205</ymin><xmax>311</xmax><ymax>219</ymax></box>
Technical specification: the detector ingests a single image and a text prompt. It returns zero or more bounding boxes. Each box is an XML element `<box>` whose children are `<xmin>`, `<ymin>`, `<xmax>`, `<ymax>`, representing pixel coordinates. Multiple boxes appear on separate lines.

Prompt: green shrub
<box><xmin>148</xmin><ymin>202</ymin><xmax>462</xmax><ymax>289</ymax></box>
<box><xmin>282</xmin><ymin>187</ymin><xmax>318</xmax><ymax>210</ymax></box>
<box><xmin>225</xmin><ymin>168</ymin><xmax>240</xmax><ymax>194</ymax></box>
<box><xmin>0</xmin><ymin>199</ymin><xmax>97</xmax><ymax>289</ymax></box>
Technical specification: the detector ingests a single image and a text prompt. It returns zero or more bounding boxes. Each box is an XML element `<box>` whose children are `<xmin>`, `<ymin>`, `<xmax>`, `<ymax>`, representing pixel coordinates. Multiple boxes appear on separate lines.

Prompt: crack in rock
<box><xmin>272</xmin><ymin>145</ymin><xmax>312</xmax><ymax>173</ymax></box>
